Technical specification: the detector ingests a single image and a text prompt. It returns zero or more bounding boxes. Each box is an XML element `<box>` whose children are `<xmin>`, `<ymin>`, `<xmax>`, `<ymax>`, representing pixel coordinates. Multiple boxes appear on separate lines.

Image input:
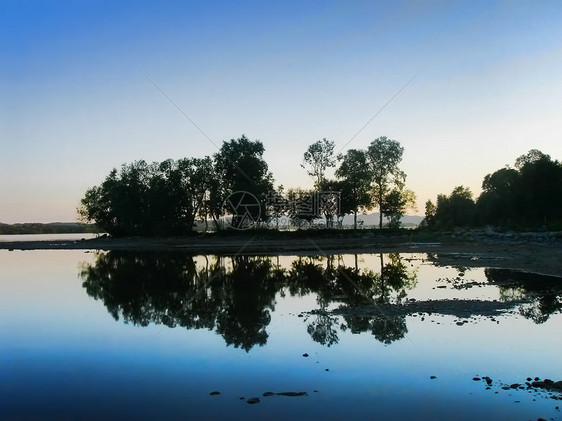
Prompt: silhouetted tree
<box><xmin>302</xmin><ymin>138</ymin><xmax>336</xmax><ymax>188</ymax></box>
<box><xmin>381</xmin><ymin>187</ymin><xmax>416</xmax><ymax>229</ymax></box>
<box><xmin>516</xmin><ymin>153</ymin><xmax>562</xmax><ymax>227</ymax></box>
<box><xmin>214</xmin><ymin>135</ymin><xmax>274</xmax><ymax>229</ymax></box>
<box><xmin>475</xmin><ymin>149</ymin><xmax>562</xmax><ymax>229</ymax></box>
<box><xmin>514</xmin><ymin>149</ymin><xmax>551</xmax><ymax>169</ymax></box>
<box><xmin>432</xmin><ymin>186</ymin><xmax>476</xmax><ymax>229</ymax></box>
<box><xmin>285</xmin><ymin>188</ymin><xmax>321</xmax><ymax>227</ymax></box>
<box><xmin>79</xmin><ymin>161</ymin><xmax>153</xmax><ymax>236</ymax></box>
<box><xmin>335</xmin><ymin>149</ymin><xmax>373</xmax><ymax>229</ymax></box>
<box><xmin>78</xmin><ymin>158</ymin><xmax>220</xmax><ymax>236</ymax></box>
<box><xmin>476</xmin><ymin>167</ymin><xmax>521</xmax><ymax>226</ymax></box>
<box><xmin>422</xmin><ymin>199</ymin><xmax>437</xmax><ymax>228</ymax></box>
<box><xmin>366</xmin><ymin>137</ymin><xmax>406</xmax><ymax>229</ymax></box>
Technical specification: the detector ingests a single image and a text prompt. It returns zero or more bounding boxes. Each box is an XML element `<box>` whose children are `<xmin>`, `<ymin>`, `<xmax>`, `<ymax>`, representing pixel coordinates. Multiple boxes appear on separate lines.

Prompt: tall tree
<box><xmin>317</xmin><ymin>179</ymin><xmax>344</xmax><ymax>228</ymax></box>
<box><xmin>516</xmin><ymin>152</ymin><xmax>562</xmax><ymax>227</ymax></box>
<box><xmin>476</xmin><ymin>150</ymin><xmax>562</xmax><ymax>228</ymax></box>
<box><xmin>423</xmin><ymin>199</ymin><xmax>437</xmax><ymax>228</ymax></box>
<box><xmin>79</xmin><ymin>161</ymin><xmax>153</xmax><ymax>236</ymax></box>
<box><xmin>433</xmin><ymin>186</ymin><xmax>476</xmax><ymax>228</ymax></box>
<box><xmin>476</xmin><ymin>167</ymin><xmax>520</xmax><ymax>226</ymax></box>
<box><xmin>381</xmin><ymin>187</ymin><xmax>416</xmax><ymax>229</ymax></box>
<box><xmin>335</xmin><ymin>149</ymin><xmax>373</xmax><ymax>229</ymax></box>
<box><xmin>214</xmin><ymin>135</ymin><xmax>274</xmax><ymax>228</ymax></box>
<box><xmin>366</xmin><ymin>136</ymin><xmax>405</xmax><ymax>229</ymax></box>
<box><xmin>285</xmin><ymin>187</ymin><xmax>320</xmax><ymax>228</ymax></box>
<box><xmin>302</xmin><ymin>138</ymin><xmax>336</xmax><ymax>188</ymax></box>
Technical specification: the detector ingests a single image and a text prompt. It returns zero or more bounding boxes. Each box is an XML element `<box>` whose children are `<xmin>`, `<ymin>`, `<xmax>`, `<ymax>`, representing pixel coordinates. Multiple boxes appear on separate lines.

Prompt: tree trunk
<box><xmin>354</xmin><ymin>211</ymin><xmax>357</xmax><ymax>230</ymax></box>
<box><xmin>379</xmin><ymin>253</ymin><xmax>385</xmax><ymax>302</ymax></box>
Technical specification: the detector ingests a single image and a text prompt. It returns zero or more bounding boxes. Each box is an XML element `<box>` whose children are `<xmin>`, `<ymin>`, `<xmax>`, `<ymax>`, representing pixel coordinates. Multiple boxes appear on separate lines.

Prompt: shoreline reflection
<box><xmin>79</xmin><ymin>252</ymin><xmax>562</xmax><ymax>350</ymax></box>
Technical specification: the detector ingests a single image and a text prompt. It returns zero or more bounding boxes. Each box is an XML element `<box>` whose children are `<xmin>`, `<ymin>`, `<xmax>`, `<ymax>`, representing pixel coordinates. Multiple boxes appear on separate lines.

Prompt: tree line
<box><xmin>79</xmin><ymin>134</ymin><xmax>561</xmax><ymax>236</ymax></box>
<box><xmin>78</xmin><ymin>135</ymin><xmax>415</xmax><ymax>236</ymax></box>
<box><xmin>424</xmin><ymin>149</ymin><xmax>562</xmax><ymax>230</ymax></box>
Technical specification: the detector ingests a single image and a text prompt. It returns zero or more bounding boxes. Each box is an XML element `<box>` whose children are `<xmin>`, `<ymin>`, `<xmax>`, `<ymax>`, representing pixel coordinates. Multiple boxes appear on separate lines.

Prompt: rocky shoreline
<box><xmin>327</xmin><ymin>298</ymin><xmax>527</xmax><ymax>319</ymax></box>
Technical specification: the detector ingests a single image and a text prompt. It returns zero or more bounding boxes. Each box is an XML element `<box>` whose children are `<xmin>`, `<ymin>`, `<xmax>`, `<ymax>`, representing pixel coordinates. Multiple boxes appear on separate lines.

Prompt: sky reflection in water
<box><xmin>1</xmin><ymin>250</ymin><xmax>561</xmax><ymax>420</ymax></box>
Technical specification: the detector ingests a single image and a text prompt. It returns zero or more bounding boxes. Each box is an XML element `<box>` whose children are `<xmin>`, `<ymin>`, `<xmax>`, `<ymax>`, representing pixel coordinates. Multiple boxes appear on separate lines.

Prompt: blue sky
<box><xmin>1</xmin><ymin>0</ymin><xmax>562</xmax><ymax>223</ymax></box>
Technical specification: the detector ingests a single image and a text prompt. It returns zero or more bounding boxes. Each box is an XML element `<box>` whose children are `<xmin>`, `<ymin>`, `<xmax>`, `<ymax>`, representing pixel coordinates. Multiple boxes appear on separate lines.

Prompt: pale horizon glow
<box><xmin>1</xmin><ymin>1</ymin><xmax>562</xmax><ymax>223</ymax></box>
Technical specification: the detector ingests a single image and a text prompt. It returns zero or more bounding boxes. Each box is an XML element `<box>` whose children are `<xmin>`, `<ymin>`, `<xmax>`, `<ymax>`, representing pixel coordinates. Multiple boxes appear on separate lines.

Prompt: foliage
<box><xmin>429</xmin><ymin>186</ymin><xmax>476</xmax><ymax>229</ymax></box>
<box><xmin>514</xmin><ymin>149</ymin><xmax>551</xmax><ymax>170</ymax></box>
<box><xmin>214</xmin><ymin>135</ymin><xmax>274</xmax><ymax>228</ymax></box>
<box><xmin>366</xmin><ymin>136</ymin><xmax>406</xmax><ymax>229</ymax></box>
<box><xmin>335</xmin><ymin>149</ymin><xmax>373</xmax><ymax>228</ymax></box>
<box><xmin>381</xmin><ymin>188</ymin><xmax>416</xmax><ymax>229</ymax></box>
<box><xmin>515</xmin><ymin>153</ymin><xmax>562</xmax><ymax>227</ymax></box>
<box><xmin>78</xmin><ymin>159</ymin><xmax>218</xmax><ymax>236</ymax></box>
<box><xmin>422</xmin><ymin>199</ymin><xmax>437</xmax><ymax>228</ymax></box>
<box><xmin>284</xmin><ymin>188</ymin><xmax>321</xmax><ymax>226</ymax></box>
<box><xmin>78</xmin><ymin>135</ymin><xmax>276</xmax><ymax>235</ymax></box>
<box><xmin>476</xmin><ymin>167</ymin><xmax>520</xmax><ymax>226</ymax></box>
<box><xmin>317</xmin><ymin>179</ymin><xmax>345</xmax><ymax>228</ymax></box>
<box><xmin>79</xmin><ymin>133</ymin><xmax>420</xmax><ymax>234</ymax></box>
<box><xmin>80</xmin><ymin>251</ymin><xmax>421</xmax><ymax>350</ymax></box>
<box><xmin>426</xmin><ymin>149</ymin><xmax>562</xmax><ymax>230</ymax></box>
<box><xmin>478</xmin><ymin>150</ymin><xmax>562</xmax><ymax>228</ymax></box>
<box><xmin>302</xmin><ymin>138</ymin><xmax>336</xmax><ymax>188</ymax></box>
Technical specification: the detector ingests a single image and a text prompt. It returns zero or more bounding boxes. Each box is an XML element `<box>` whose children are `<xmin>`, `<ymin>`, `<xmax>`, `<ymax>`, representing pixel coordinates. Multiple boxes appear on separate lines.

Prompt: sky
<box><xmin>1</xmin><ymin>0</ymin><xmax>562</xmax><ymax>223</ymax></box>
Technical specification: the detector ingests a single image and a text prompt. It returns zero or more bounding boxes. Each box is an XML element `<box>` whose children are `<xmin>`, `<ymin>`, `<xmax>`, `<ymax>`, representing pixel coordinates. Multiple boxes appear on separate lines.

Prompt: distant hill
<box><xmin>341</xmin><ymin>212</ymin><xmax>424</xmax><ymax>228</ymax></box>
<box><xmin>0</xmin><ymin>223</ymin><xmax>97</xmax><ymax>235</ymax></box>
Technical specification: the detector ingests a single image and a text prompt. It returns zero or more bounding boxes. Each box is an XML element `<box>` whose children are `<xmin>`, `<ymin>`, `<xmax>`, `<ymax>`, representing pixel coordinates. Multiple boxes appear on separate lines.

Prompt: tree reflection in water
<box><xmin>80</xmin><ymin>252</ymin><xmax>562</xmax><ymax>350</ymax></box>
<box><xmin>284</xmin><ymin>253</ymin><xmax>417</xmax><ymax>345</ymax></box>
<box><xmin>80</xmin><ymin>252</ymin><xmax>279</xmax><ymax>352</ymax></box>
<box><xmin>485</xmin><ymin>269</ymin><xmax>562</xmax><ymax>324</ymax></box>
<box><xmin>340</xmin><ymin>253</ymin><xmax>417</xmax><ymax>345</ymax></box>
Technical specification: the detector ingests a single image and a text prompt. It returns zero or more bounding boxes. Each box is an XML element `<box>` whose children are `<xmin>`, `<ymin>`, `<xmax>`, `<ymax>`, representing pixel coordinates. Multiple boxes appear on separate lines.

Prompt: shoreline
<box><xmin>1</xmin><ymin>234</ymin><xmax>561</xmax><ymax>277</ymax></box>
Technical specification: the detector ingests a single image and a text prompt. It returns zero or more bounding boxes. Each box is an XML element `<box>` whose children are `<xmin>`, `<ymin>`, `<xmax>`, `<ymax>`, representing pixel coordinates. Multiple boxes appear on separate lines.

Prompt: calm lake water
<box><xmin>1</xmin><ymin>246</ymin><xmax>561</xmax><ymax>420</ymax></box>
<box><xmin>0</xmin><ymin>233</ymin><xmax>99</xmax><ymax>242</ymax></box>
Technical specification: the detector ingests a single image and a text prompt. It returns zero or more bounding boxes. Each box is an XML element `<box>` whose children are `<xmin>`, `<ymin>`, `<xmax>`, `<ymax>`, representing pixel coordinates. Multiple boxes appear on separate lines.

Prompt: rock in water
<box><xmin>209</xmin><ymin>391</ymin><xmax>221</xmax><ymax>396</ymax></box>
<box><xmin>247</xmin><ymin>397</ymin><xmax>260</xmax><ymax>404</ymax></box>
<box><xmin>277</xmin><ymin>392</ymin><xmax>307</xmax><ymax>397</ymax></box>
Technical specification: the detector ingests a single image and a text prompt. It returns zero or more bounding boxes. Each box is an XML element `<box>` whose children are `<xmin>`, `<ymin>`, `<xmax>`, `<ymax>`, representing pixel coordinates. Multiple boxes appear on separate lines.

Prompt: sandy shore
<box><xmin>1</xmin><ymin>233</ymin><xmax>561</xmax><ymax>277</ymax></box>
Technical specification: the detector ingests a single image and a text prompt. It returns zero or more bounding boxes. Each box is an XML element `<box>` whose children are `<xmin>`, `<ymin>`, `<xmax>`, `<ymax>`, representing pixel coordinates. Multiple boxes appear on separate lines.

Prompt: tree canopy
<box><xmin>366</xmin><ymin>136</ymin><xmax>409</xmax><ymax>229</ymax></box>
<box><xmin>425</xmin><ymin>150</ymin><xmax>562</xmax><ymax>230</ymax></box>
<box><xmin>78</xmin><ymin>132</ymin><xmax>559</xmax><ymax>234</ymax></box>
<box><xmin>335</xmin><ymin>149</ymin><xmax>373</xmax><ymax>229</ymax></box>
<box><xmin>78</xmin><ymin>135</ymin><xmax>274</xmax><ymax>235</ymax></box>
<box><xmin>302</xmin><ymin>138</ymin><xmax>336</xmax><ymax>188</ymax></box>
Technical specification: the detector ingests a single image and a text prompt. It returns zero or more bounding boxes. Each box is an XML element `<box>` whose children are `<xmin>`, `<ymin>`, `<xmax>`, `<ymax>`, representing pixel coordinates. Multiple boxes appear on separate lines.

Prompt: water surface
<box><xmin>1</xmin><ymin>250</ymin><xmax>561</xmax><ymax>420</ymax></box>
